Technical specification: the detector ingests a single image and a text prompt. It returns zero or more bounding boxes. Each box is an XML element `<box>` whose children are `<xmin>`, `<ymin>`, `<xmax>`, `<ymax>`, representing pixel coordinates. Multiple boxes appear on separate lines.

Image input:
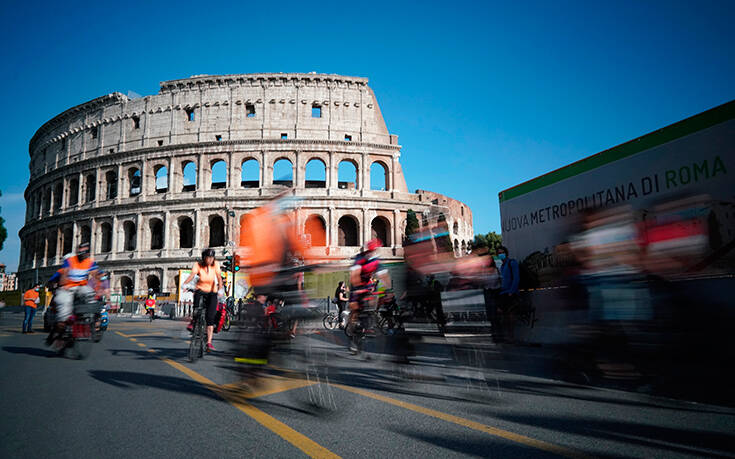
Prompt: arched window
<box><xmin>42</xmin><ymin>189</ymin><xmax>51</xmax><ymax>213</ymax></box>
<box><xmin>62</xmin><ymin>227</ymin><xmax>73</xmax><ymax>255</ymax></box>
<box><xmin>123</xmin><ymin>221</ymin><xmax>136</xmax><ymax>251</ymax></box>
<box><xmin>53</xmin><ymin>182</ymin><xmax>63</xmax><ymax>210</ymax></box>
<box><xmin>273</xmin><ymin>158</ymin><xmax>293</xmax><ymax>187</ymax></box>
<box><xmin>46</xmin><ymin>231</ymin><xmax>57</xmax><ymax>261</ymax></box>
<box><xmin>209</xmin><ymin>215</ymin><xmax>225</xmax><ymax>247</ymax></box>
<box><xmin>178</xmin><ymin>217</ymin><xmax>194</xmax><ymax>248</ymax></box>
<box><xmin>371</xmin><ymin>217</ymin><xmax>391</xmax><ymax>247</ymax></box>
<box><xmin>120</xmin><ymin>276</ymin><xmax>134</xmax><ymax>295</ymax></box>
<box><xmin>304</xmin><ymin>215</ymin><xmax>326</xmax><ymax>246</ymax></box>
<box><xmin>338</xmin><ymin>160</ymin><xmax>358</xmax><ymax>190</ymax></box>
<box><xmin>454</xmin><ymin>239</ymin><xmax>459</xmax><ymax>255</ymax></box>
<box><xmin>129</xmin><ymin>168</ymin><xmax>141</xmax><ymax>196</ymax></box>
<box><xmin>69</xmin><ymin>178</ymin><xmax>79</xmax><ymax>205</ymax></box>
<box><xmin>80</xmin><ymin>225</ymin><xmax>91</xmax><ymax>246</ymax></box>
<box><xmin>338</xmin><ymin>216</ymin><xmax>359</xmax><ymax>247</ymax></box>
<box><xmin>241</xmin><ymin>159</ymin><xmax>259</xmax><ymax>188</ymax></box>
<box><xmin>105</xmin><ymin>171</ymin><xmax>118</xmax><ymax>200</ymax></box>
<box><xmin>182</xmin><ymin>162</ymin><xmax>197</xmax><ymax>192</ymax></box>
<box><xmin>211</xmin><ymin>160</ymin><xmax>227</xmax><ymax>189</ymax></box>
<box><xmin>461</xmin><ymin>240</ymin><xmax>466</xmax><ymax>255</ymax></box>
<box><xmin>149</xmin><ymin>218</ymin><xmax>164</xmax><ymax>250</ymax></box>
<box><xmin>155</xmin><ymin>166</ymin><xmax>168</xmax><ymax>193</ymax></box>
<box><xmin>100</xmin><ymin>223</ymin><xmax>113</xmax><ymax>253</ymax></box>
<box><xmin>453</xmin><ymin>221</ymin><xmax>459</xmax><ymax>235</ymax></box>
<box><xmin>146</xmin><ymin>275</ymin><xmax>161</xmax><ymax>294</ymax></box>
<box><xmin>370</xmin><ymin>162</ymin><xmax>389</xmax><ymax>191</ymax></box>
<box><xmin>305</xmin><ymin>158</ymin><xmax>326</xmax><ymax>188</ymax></box>
<box><xmin>85</xmin><ymin>174</ymin><xmax>96</xmax><ymax>202</ymax></box>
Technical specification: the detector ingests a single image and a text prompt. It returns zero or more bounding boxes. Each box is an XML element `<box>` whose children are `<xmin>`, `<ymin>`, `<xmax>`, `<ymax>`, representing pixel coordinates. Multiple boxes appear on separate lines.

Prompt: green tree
<box><xmin>0</xmin><ymin>189</ymin><xmax>7</xmax><ymax>252</ymax></box>
<box><xmin>404</xmin><ymin>209</ymin><xmax>419</xmax><ymax>244</ymax></box>
<box><xmin>472</xmin><ymin>231</ymin><xmax>502</xmax><ymax>253</ymax></box>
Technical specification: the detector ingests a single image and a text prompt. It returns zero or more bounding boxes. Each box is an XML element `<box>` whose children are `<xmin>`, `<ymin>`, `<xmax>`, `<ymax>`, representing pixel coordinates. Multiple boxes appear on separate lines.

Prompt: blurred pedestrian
<box><xmin>22</xmin><ymin>284</ymin><xmax>41</xmax><ymax>333</ymax></box>
<box><xmin>495</xmin><ymin>246</ymin><xmax>520</xmax><ymax>343</ymax></box>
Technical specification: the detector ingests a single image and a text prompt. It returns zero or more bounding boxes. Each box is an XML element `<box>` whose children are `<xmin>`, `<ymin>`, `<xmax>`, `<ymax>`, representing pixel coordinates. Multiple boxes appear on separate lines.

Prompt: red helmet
<box><xmin>367</xmin><ymin>239</ymin><xmax>382</xmax><ymax>251</ymax></box>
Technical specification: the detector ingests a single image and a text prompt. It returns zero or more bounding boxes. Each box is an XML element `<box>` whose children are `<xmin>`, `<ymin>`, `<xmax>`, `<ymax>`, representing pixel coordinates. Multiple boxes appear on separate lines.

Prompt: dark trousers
<box><xmin>23</xmin><ymin>306</ymin><xmax>36</xmax><ymax>332</ymax></box>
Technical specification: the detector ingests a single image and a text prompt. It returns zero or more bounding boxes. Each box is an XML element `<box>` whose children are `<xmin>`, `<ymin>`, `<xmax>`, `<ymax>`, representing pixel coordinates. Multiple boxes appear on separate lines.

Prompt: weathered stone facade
<box><xmin>18</xmin><ymin>73</ymin><xmax>473</xmax><ymax>294</ymax></box>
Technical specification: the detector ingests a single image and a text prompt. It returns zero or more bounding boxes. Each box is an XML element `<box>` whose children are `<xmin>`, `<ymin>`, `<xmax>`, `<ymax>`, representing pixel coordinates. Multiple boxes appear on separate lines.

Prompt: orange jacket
<box><xmin>23</xmin><ymin>289</ymin><xmax>40</xmax><ymax>308</ymax></box>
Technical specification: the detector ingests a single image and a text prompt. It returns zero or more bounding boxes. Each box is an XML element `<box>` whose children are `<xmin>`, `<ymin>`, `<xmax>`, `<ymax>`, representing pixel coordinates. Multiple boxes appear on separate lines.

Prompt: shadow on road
<box><xmin>3</xmin><ymin>346</ymin><xmax>57</xmax><ymax>358</ymax></box>
<box><xmin>88</xmin><ymin>370</ymin><xmax>222</xmax><ymax>401</ymax></box>
<box><xmin>492</xmin><ymin>412</ymin><xmax>735</xmax><ymax>457</ymax></box>
<box><xmin>392</xmin><ymin>426</ymin><xmax>545</xmax><ymax>458</ymax></box>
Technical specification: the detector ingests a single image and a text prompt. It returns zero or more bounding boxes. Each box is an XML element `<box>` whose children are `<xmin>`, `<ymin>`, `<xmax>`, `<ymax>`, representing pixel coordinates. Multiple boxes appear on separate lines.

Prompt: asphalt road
<box><xmin>1</xmin><ymin>311</ymin><xmax>734</xmax><ymax>458</ymax></box>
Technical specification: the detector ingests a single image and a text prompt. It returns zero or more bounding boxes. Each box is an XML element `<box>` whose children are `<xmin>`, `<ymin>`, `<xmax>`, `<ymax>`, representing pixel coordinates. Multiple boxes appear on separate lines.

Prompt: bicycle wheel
<box><xmin>188</xmin><ymin>318</ymin><xmax>202</xmax><ymax>362</ymax></box>
<box><xmin>322</xmin><ymin>313</ymin><xmax>338</xmax><ymax>330</ymax></box>
<box><xmin>197</xmin><ymin>320</ymin><xmax>205</xmax><ymax>358</ymax></box>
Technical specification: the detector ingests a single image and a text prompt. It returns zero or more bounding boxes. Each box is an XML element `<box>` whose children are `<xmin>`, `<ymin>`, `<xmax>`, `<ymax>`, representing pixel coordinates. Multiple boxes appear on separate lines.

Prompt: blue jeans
<box><xmin>23</xmin><ymin>306</ymin><xmax>36</xmax><ymax>332</ymax></box>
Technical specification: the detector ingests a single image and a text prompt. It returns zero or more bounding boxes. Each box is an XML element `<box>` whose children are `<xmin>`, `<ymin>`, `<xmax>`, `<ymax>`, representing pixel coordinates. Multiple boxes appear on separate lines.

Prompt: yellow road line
<box><xmin>160</xmin><ymin>358</ymin><xmax>339</xmax><ymax>459</ymax></box>
<box><xmin>147</xmin><ymin>349</ymin><xmax>157</xmax><ymax>353</ymax></box>
<box><xmin>124</xmin><ymin>332</ymin><xmax>166</xmax><ymax>338</ymax></box>
<box><xmin>129</xmin><ymin>338</ymin><xmax>137</xmax><ymax>342</ymax></box>
<box><xmin>221</xmin><ymin>376</ymin><xmax>316</xmax><ymax>399</ymax></box>
<box><xmin>137</xmin><ymin>343</ymin><xmax>146</xmax><ymax>347</ymax></box>
<box><xmin>333</xmin><ymin>384</ymin><xmax>588</xmax><ymax>459</ymax></box>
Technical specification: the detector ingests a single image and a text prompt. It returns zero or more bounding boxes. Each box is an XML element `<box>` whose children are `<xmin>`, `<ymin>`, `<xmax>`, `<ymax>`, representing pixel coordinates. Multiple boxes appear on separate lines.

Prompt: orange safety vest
<box><xmin>63</xmin><ymin>256</ymin><xmax>96</xmax><ymax>287</ymax></box>
<box><xmin>23</xmin><ymin>289</ymin><xmax>40</xmax><ymax>308</ymax></box>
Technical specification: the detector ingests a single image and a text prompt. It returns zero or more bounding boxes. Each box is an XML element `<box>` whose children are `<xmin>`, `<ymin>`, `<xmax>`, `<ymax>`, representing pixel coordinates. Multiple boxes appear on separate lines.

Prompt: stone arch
<box><xmin>208</xmin><ymin>215</ymin><xmax>225</xmax><ymax>247</ymax></box>
<box><xmin>123</xmin><ymin>221</ymin><xmax>136</xmax><ymax>251</ymax></box>
<box><xmin>154</xmin><ymin>165</ymin><xmax>168</xmax><ymax>193</ymax></box>
<box><xmin>100</xmin><ymin>222</ymin><xmax>113</xmax><ymax>253</ymax></box>
<box><xmin>62</xmin><ymin>227</ymin><xmax>73</xmax><ymax>256</ymax></box>
<box><xmin>146</xmin><ymin>274</ymin><xmax>161</xmax><ymax>294</ymax></box>
<box><xmin>338</xmin><ymin>159</ymin><xmax>358</xmax><ymax>190</ymax></box>
<box><xmin>211</xmin><ymin>159</ymin><xmax>227</xmax><ymax>189</ymax></box>
<box><xmin>304</xmin><ymin>214</ymin><xmax>327</xmax><ymax>247</ymax></box>
<box><xmin>178</xmin><ymin>216</ymin><xmax>194</xmax><ymax>248</ymax></box>
<box><xmin>105</xmin><ymin>170</ymin><xmax>118</xmax><ymax>200</ymax></box>
<box><xmin>338</xmin><ymin>215</ymin><xmax>359</xmax><ymax>247</ymax></box>
<box><xmin>371</xmin><ymin>216</ymin><xmax>391</xmax><ymax>247</ymax></box>
<box><xmin>182</xmin><ymin>161</ymin><xmax>197</xmax><ymax>192</ymax></box>
<box><xmin>120</xmin><ymin>276</ymin><xmax>134</xmax><ymax>295</ymax></box>
<box><xmin>46</xmin><ymin>230</ymin><xmax>58</xmax><ymax>261</ymax></box>
<box><xmin>43</xmin><ymin>188</ymin><xmax>51</xmax><ymax>213</ymax></box>
<box><xmin>241</xmin><ymin>158</ymin><xmax>259</xmax><ymax>188</ymax></box>
<box><xmin>461</xmin><ymin>240</ymin><xmax>466</xmax><ymax>255</ymax></box>
<box><xmin>53</xmin><ymin>182</ymin><xmax>63</xmax><ymax>210</ymax></box>
<box><xmin>69</xmin><ymin>177</ymin><xmax>79</xmax><ymax>205</ymax></box>
<box><xmin>80</xmin><ymin>225</ymin><xmax>91</xmax><ymax>246</ymax></box>
<box><xmin>149</xmin><ymin>218</ymin><xmax>164</xmax><ymax>250</ymax></box>
<box><xmin>370</xmin><ymin>161</ymin><xmax>389</xmax><ymax>191</ymax></box>
<box><xmin>85</xmin><ymin>174</ymin><xmax>96</xmax><ymax>202</ymax></box>
<box><xmin>128</xmin><ymin>167</ymin><xmax>141</xmax><ymax>196</ymax></box>
<box><xmin>454</xmin><ymin>239</ymin><xmax>459</xmax><ymax>255</ymax></box>
<box><xmin>305</xmin><ymin>158</ymin><xmax>326</xmax><ymax>188</ymax></box>
<box><xmin>273</xmin><ymin>158</ymin><xmax>293</xmax><ymax>187</ymax></box>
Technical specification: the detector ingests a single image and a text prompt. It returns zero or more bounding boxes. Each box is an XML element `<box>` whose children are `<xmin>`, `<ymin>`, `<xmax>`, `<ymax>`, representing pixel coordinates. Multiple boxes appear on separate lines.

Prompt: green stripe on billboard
<box><xmin>499</xmin><ymin>100</ymin><xmax>735</xmax><ymax>203</ymax></box>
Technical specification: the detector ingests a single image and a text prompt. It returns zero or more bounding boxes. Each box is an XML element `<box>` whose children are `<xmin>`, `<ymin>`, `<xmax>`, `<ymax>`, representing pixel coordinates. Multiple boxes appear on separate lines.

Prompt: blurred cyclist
<box><xmin>348</xmin><ymin>238</ymin><xmax>390</xmax><ymax>353</ymax></box>
<box><xmin>182</xmin><ymin>248</ymin><xmax>223</xmax><ymax>351</ymax></box>
<box><xmin>144</xmin><ymin>288</ymin><xmax>156</xmax><ymax>320</ymax></box>
<box><xmin>46</xmin><ymin>242</ymin><xmax>99</xmax><ymax>346</ymax></box>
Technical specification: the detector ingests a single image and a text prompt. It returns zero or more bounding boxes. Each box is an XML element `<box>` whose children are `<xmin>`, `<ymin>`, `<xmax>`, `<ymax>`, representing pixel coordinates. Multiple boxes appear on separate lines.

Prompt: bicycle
<box><xmin>147</xmin><ymin>307</ymin><xmax>155</xmax><ymax>323</ymax></box>
<box><xmin>188</xmin><ymin>296</ymin><xmax>207</xmax><ymax>363</ymax></box>
<box><xmin>322</xmin><ymin>311</ymin><xmax>340</xmax><ymax>330</ymax></box>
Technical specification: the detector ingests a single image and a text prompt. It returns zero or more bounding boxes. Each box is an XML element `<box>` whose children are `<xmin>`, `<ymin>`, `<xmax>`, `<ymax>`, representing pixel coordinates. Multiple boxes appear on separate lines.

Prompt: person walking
<box><xmin>495</xmin><ymin>245</ymin><xmax>520</xmax><ymax>343</ymax></box>
<box><xmin>22</xmin><ymin>284</ymin><xmax>41</xmax><ymax>333</ymax></box>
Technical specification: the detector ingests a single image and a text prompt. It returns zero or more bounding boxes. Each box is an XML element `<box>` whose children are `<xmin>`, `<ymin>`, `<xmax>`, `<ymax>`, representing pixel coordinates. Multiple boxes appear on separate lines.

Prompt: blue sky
<box><xmin>1</xmin><ymin>0</ymin><xmax>733</xmax><ymax>271</ymax></box>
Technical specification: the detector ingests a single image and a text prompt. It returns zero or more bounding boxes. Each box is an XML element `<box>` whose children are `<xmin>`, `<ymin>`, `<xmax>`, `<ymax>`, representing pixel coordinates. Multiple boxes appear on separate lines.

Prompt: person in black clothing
<box><xmin>334</xmin><ymin>281</ymin><xmax>348</xmax><ymax>325</ymax></box>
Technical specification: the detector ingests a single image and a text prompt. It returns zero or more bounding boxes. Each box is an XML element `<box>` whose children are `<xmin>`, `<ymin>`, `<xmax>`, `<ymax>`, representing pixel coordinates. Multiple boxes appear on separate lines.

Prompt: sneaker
<box><xmin>186</xmin><ymin>322</ymin><xmax>193</xmax><ymax>332</ymax></box>
<box><xmin>206</xmin><ymin>343</ymin><xmax>215</xmax><ymax>352</ymax></box>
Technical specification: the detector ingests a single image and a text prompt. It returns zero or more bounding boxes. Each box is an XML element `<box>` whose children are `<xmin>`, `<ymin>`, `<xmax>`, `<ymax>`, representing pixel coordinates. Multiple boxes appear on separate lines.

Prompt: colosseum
<box><xmin>18</xmin><ymin>73</ymin><xmax>473</xmax><ymax>295</ymax></box>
